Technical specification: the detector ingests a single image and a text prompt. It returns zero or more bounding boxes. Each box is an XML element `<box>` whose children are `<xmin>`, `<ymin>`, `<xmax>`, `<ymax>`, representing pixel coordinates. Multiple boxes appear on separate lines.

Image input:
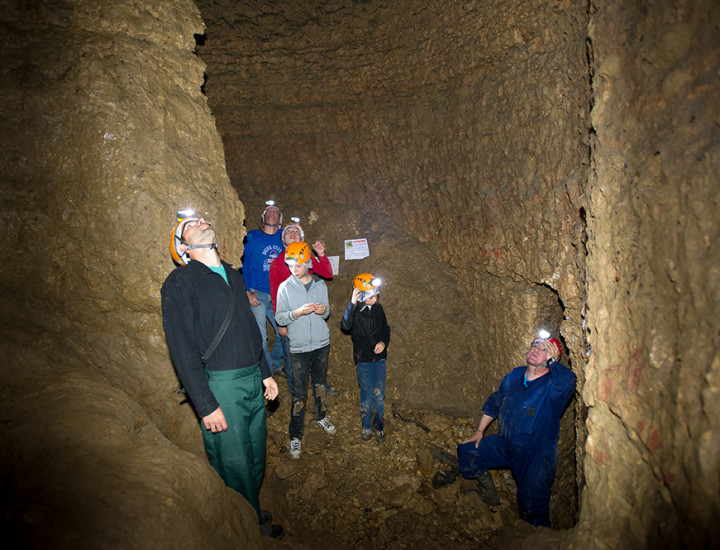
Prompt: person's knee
<box><xmin>292</xmin><ymin>401</ymin><xmax>304</xmax><ymax>417</ymax></box>
<box><xmin>457</xmin><ymin>442</ymin><xmax>480</xmax><ymax>478</ymax></box>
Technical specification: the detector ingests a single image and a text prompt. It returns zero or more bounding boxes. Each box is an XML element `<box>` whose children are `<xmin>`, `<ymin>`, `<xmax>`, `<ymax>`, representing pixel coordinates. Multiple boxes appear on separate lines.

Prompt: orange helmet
<box><xmin>354</xmin><ymin>273</ymin><xmax>382</xmax><ymax>300</ymax></box>
<box><xmin>170</xmin><ymin>215</ymin><xmax>200</xmax><ymax>265</ymax></box>
<box><xmin>285</xmin><ymin>241</ymin><xmax>311</xmax><ymax>266</ymax></box>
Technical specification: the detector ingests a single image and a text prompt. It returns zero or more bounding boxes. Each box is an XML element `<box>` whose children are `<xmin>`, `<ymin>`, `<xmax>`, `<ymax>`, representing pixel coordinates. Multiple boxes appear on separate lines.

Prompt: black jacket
<box><xmin>161</xmin><ymin>260</ymin><xmax>270</xmax><ymax>417</ymax></box>
<box><xmin>341</xmin><ymin>301</ymin><xmax>391</xmax><ymax>364</ymax></box>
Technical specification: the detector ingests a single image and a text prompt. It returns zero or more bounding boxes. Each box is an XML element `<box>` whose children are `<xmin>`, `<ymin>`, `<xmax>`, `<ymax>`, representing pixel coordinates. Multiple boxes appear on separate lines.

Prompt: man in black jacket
<box><xmin>161</xmin><ymin>214</ymin><xmax>282</xmax><ymax>539</ymax></box>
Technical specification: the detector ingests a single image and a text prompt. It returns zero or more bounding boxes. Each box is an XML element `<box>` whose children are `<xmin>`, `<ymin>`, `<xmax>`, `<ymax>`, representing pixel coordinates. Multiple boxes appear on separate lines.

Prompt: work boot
<box><xmin>259</xmin><ymin>510</ymin><xmax>272</xmax><ymax>526</ymax></box>
<box><xmin>259</xmin><ymin>523</ymin><xmax>284</xmax><ymax>539</ymax></box>
<box><xmin>475</xmin><ymin>471</ymin><xmax>500</xmax><ymax>506</ymax></box>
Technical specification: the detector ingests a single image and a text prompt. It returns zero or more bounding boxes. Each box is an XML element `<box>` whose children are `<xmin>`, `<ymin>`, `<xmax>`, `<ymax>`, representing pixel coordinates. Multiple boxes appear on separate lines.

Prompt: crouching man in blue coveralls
<box><xmin>457</xmin><ymin>331</ymin><xmax>575</xmax><ymax>527</ymax></box>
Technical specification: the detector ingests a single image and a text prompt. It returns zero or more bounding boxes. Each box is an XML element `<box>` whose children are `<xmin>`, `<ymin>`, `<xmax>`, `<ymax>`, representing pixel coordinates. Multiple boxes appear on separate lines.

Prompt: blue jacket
<box><xmin>161</xmin><ymin>260</ymin><xmax>271</xmax><ymax>417</ymax></box>
<box><xmin>240</xmin><ymin>229</ymin><xmax>283</xmax><ymax>294</ymax></box>
<box><xmin>483</xmin><ymin>362</ymin><xmax>575</xmax><ymax>449</ymax></box>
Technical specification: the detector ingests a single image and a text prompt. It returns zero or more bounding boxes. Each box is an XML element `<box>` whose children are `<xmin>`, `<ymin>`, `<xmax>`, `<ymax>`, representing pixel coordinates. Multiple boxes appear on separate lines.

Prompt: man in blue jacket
<box><xmin>457</xmin><ymin>331</ymin><xmax>575</xmax><ymax>527</ymax></box>
<box><xmin>241</xmin><ymin>201</ymin><xmax>285</xmax><ymax>376</ymax></box>
<box><xmin>161</xmin><ymin>213</ymin><xmax>282</xmax><ymax>538</ymax></box>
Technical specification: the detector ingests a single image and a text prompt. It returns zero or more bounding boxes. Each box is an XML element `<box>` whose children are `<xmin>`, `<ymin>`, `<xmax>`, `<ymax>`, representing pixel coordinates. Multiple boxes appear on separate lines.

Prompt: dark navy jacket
<box><xmin>161</xmin><ymin>260</ymin><xmax>270</xmax><ymax>418</ymax></box>
<box><xmin>482</xmin><ymin>362</ymin><xmax>575</xmax><ymax>449</ymax></box>
<box><xmin>341</xmin><ymin>301</ymin><xmax>390</xmax><ymax>364</ymax></box>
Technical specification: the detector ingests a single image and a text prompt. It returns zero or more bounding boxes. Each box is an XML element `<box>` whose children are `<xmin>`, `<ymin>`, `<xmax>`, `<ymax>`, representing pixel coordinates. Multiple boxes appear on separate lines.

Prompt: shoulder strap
<box><xmin>201</xmin><ymin>273</ymin><xmax>235</xmax><ymax>364</ymax></box>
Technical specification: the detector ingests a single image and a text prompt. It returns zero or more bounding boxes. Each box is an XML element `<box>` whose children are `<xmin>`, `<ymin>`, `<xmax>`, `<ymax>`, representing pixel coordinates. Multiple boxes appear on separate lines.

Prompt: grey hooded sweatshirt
<box><xmin>275</xmin><ymin>273</ymin><xmax>331</xmax><ymax>353</ymax></box>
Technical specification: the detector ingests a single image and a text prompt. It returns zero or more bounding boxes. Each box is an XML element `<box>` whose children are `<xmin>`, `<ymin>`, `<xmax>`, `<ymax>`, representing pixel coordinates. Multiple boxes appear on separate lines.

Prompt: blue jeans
<box><xmin>289</xmin><ymin>345</ymin><xmax>329</xmax><ymax>440</ymax></box>
<box><xmin>249</xmin><ymin>291</ymin><xmax>283</xmax><ymax>373</ymax></box>
<box><xmin>356</xmin><ymin>359</ymin><xmax>386</xmax><ymax>431</ymax></box>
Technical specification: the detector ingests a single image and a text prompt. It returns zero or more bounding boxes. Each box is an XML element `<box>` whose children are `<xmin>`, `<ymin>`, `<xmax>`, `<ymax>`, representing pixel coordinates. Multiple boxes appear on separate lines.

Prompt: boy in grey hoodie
<box><xmin>275</xmin><ymin>242</ymin><xmax>336</xmax><ymax>459</ymax></box>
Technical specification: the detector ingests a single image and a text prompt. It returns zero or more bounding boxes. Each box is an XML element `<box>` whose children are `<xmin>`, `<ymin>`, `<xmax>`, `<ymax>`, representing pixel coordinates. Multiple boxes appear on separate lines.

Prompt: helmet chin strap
<box><xmin>184</xmin><ymin>242</ymin><xmax>218</xmax><ymax>251</ymax></box>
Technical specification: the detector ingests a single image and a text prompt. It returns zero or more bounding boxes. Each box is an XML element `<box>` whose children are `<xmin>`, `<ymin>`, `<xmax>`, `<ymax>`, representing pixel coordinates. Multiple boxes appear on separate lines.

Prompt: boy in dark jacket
<box><xmin>341</xmin><ymin>273</ymin><xmax>391</xmax><ymax>442</ymax></box>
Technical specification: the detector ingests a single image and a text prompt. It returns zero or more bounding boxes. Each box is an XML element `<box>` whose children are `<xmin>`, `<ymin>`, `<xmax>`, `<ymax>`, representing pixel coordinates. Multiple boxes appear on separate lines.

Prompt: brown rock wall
<box><xmin>197</xmin><ymin>0</ymin><xmax>590</xmax><ymax>529</ymax></box>
<box><xmin>0</xmin><ymin>1</ymin><xmax>269</xmax><ymax>547</ymax></box>
<box><xmin>582</xmin><ymin>0</ymin><xmax>720</xmax><ymax>547</ymax></box>
<box><xmin>197</xmin><ymin>0</ymin><xmax>590</xmax><ymax>413</ymax></box>
<box><xmin>2</xmin><ymin>0</ymin><xmax>717</xmax><ymax>547</ymax></box>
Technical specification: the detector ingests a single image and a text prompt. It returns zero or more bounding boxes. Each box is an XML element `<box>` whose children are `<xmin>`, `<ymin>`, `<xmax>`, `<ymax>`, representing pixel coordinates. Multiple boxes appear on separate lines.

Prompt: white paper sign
<box><xmin>344</xmin><ymin>238</ymin><xmax>369</xmax><ymax>260</ymax></box>
<box><xmin>328</xmin><ymin>255</ymin><xmax>340</xmax><ymax>275</ymax></box>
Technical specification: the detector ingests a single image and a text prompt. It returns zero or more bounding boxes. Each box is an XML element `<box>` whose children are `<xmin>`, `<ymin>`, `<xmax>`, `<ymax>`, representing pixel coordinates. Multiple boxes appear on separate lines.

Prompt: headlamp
<box><xmin>538</xmin><ymin>329</ymin><xmax>551</xmax><ymax>340</ymax></box>
<box><xmin>177</xmin><ymin>208</ymin><xmax>195</xmax><ymax>221</ymax></box>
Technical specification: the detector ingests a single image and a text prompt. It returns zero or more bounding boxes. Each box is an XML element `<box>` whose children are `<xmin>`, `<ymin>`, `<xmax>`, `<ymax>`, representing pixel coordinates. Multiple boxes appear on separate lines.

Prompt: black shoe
<box><xmin>476</xmin><ymin>471</ymin><xmax>500</xmax><ymax>506</ymax></box>
<box><xmin>259</xmin><ymin>523</ymin><xmax>284</xmax><ymax>539</ymax></box>
<box><xmin>431</xmin><ymin>469</ymin><xmax>456</xmax><ymax>489</ymax></box>
<box><xmin>259</xmin><ymin>509</ymin><xmax>272</xmax><ymax>526</ymax></box>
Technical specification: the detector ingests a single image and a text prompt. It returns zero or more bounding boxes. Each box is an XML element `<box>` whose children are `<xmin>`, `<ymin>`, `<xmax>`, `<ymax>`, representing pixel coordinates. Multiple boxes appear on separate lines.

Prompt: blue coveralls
<box><xmin>458</xmin><ymin>362</ymin><xmax>575</xmax><ymax>527</ymax></box>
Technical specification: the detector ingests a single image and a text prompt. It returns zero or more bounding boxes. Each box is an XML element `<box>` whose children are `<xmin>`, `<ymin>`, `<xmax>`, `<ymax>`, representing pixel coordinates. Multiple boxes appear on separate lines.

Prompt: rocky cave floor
<box><xmin>259</xmin><ymin>372</ymin><xmax>547</xmax><ymax>549</ymax></box>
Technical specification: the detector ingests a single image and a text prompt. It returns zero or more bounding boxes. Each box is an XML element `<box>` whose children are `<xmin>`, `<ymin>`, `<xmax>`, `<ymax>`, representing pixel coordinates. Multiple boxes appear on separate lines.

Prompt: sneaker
<box><xmin>361</xmin><ymin>429</ymin><xmax>372</xmax><ymax>441</ymax></box>
<box><xmin>289</xmin><ymin>438</ymin><xmax>301</xmax><ymax>459</ymax></box>
<box><xmin>374</xmin><ymin>429</ymin><xmax>386</xmax><ymax>443</ymax></box>
<box><xmin>326</xmin><ymin>387</ymin><xmax>340</xmax><ymax>397</ymax></box>
<box><xmin>259</xmin><ymin>523</ymin><xmax>284</xmax><ymax>539</ymax></box>
<box><xmin>312</xmin><ymin>416</ymin><xmax>337</xmax><ymax>434</ymax></box>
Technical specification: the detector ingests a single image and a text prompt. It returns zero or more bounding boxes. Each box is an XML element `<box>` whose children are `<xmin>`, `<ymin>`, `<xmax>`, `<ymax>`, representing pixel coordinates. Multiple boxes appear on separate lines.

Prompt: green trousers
<box><xmin>203</xmin><ymin>364</ymin><xmax>266</xmax><ymax>522</ymax></box>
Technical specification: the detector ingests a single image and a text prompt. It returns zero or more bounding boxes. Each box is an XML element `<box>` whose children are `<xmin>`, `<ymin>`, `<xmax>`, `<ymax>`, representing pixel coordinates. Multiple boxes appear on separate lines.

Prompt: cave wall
<box><xmin>579</xmin><ymin>0</ymin><xmax>720</xmax><ymax>547</ymax></box>
<box><xmin>0</xmin><ymin>0</ymin><xmax>717</xmax><ymax>548</ymax></box>
<box><xmin>0</xmin><ymin>1</ymin><xmax>268</xmax><ymax>548</ymax></box>
<box><xmin>196</xmin><ymin>0</ymin><xmax>589</xmax><ymax>424</ymax></box>
<box><xmin>196</xmin><ymin>0</ymin><xmax>590</xmax><ymax>527</ymax></box>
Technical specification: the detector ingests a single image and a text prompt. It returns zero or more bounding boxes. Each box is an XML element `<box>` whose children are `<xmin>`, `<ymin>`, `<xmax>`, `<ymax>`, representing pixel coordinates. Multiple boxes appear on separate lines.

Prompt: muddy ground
<box><xmin>258</xmin><ymin>369</ymin><xmax>551</xmax><ymax>549</ymax></box>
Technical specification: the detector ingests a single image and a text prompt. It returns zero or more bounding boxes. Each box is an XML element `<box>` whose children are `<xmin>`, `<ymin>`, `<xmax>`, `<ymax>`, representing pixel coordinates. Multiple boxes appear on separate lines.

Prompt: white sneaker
<box><xmin>312</xmin><ymin>417</ymin><xmax>336</xmax><ymax>434</ymax></box>
<box><xmin>289</xmin><ymin>438</ymin><xmax>301</xmax><ymax>459</ymax></box>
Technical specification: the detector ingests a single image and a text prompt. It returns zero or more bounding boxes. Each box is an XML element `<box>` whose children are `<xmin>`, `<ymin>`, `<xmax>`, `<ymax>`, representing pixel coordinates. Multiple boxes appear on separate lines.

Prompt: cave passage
<box><xmin>2</xmin><ymin>0</ymin><xmax>717</xmax><ymax>548</ymax></box>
